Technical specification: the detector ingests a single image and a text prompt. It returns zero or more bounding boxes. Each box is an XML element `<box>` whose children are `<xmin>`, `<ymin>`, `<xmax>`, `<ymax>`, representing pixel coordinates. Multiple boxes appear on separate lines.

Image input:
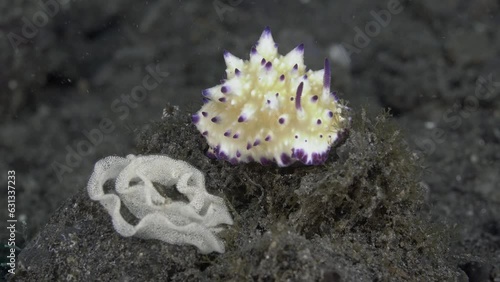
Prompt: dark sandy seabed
<box><xmin>1</xmin><ymin>0</ymin><xmax>499</xmax><ymax>281</ymax></box>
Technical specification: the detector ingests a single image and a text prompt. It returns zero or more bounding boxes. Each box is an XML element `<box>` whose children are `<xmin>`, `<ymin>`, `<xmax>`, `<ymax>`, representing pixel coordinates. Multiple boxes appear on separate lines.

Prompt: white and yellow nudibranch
<box><xmin>192</xmin><ymin>27</ymin><xmax>349</xmax><ymax>166</ymax></box>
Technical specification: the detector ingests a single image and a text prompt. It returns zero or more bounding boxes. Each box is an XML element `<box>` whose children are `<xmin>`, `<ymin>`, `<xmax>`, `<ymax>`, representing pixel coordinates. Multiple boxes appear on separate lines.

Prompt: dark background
<box><xmin>1</xmin><ymin>0</ymin><xmax>499</xmax><ymax>280</ymax></box>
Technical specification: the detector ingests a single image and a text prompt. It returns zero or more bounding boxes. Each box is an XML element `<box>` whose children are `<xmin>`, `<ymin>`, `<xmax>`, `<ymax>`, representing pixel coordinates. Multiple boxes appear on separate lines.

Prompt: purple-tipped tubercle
<box><xmin>311</xmin><ymin>152</ymin><xmax>328</xmax><ymax>165</ymax></box>
<box><xmin>296</xmin><ymin>43</ymin><xmax>304</xmax><ymax>52</ymax></box>
<box><xmin>295</xmin><ymin>82</ymin><xmax>304</xmax><ymax>111</ymax></box>
<box><xmin>191</xmin><ymin>114</ymin><xmax>200</xmax><ymax>124</ymax></box>
<box><xmin>218</xmin><ymin>151</ymin><xmax>228</xmax><ymax>160</ymax></box>
<box><xmin>262</xmin><ymin>26</ymin><xmax>272</xmax><ymax>37</ymax></box>
<box><xmin>323</xmin><ymin>58</ymin><xmax>331</xmax><ymax>90</ymax></box>
<box><xmin>260</xmin><ymin>157</ymin><xmax>272</xmax><ymax>166</ymax></box>
<box><xmin>206</xmin><ymin>151</ymin><xmax>216</xmax><ymax>159</ymax></box>
<box><xmin>292</xmin><ymin>148</ymin><xmax>306</xmax><ymax>163</ymax></box>
<box><xmin>280</xmin><ymin>153</ymin><xmax>292</xmax><ymax>166</ymax></box>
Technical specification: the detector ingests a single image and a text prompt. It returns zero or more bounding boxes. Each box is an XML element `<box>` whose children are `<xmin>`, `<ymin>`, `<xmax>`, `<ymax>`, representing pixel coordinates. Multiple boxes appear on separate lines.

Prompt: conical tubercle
<box><xmin>256</xmin><ymin>26</ymin><xmax>278</xmax><ymax>59</ymax></box>
<box><xmin>284</xmin><ymin>43</ymin><xmax>304</xmax><ymax>70</ymax></box>
<box><xmin>223</xmin><ymin>50</ymin><xmax>244</xmax><ymax>74</ymax></box>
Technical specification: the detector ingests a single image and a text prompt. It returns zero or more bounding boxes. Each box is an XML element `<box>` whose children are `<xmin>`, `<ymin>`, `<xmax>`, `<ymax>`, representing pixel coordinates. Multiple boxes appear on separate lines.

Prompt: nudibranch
<box><xmin>192</xmin><ymin>27</ymin><xmax>349</xmax><ymax>166</ymax></box>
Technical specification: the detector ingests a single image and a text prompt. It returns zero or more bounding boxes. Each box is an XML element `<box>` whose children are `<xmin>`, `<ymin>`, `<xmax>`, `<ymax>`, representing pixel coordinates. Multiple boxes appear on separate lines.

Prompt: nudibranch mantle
<box><xmin>192</xmin><ymin>27</ymin><xmax>349</xmax><ymax>167</ymax></box>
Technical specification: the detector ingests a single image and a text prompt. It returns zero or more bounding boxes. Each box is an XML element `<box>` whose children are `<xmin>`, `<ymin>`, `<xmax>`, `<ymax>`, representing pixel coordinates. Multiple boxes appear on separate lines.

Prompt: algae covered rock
<box><xmin>135</xmin><ymin>104</ymin><xmax>458</xmax><ymax>281</ymax></box>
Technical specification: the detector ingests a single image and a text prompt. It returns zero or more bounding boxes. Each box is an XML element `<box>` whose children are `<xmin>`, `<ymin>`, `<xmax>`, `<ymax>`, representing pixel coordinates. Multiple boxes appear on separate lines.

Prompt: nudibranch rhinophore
<box><xmin>192</xmin><ymin>27</ymin><xmax>349</xmax><ymax>167</ymax></box>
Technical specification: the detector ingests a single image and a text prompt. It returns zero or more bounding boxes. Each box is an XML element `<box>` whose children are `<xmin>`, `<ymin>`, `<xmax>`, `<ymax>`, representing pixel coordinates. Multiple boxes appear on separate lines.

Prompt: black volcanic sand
<box><xmin>1</xmin><ymin>0</ymin><xmax>499</xmax><ymax>281</ymax></box>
